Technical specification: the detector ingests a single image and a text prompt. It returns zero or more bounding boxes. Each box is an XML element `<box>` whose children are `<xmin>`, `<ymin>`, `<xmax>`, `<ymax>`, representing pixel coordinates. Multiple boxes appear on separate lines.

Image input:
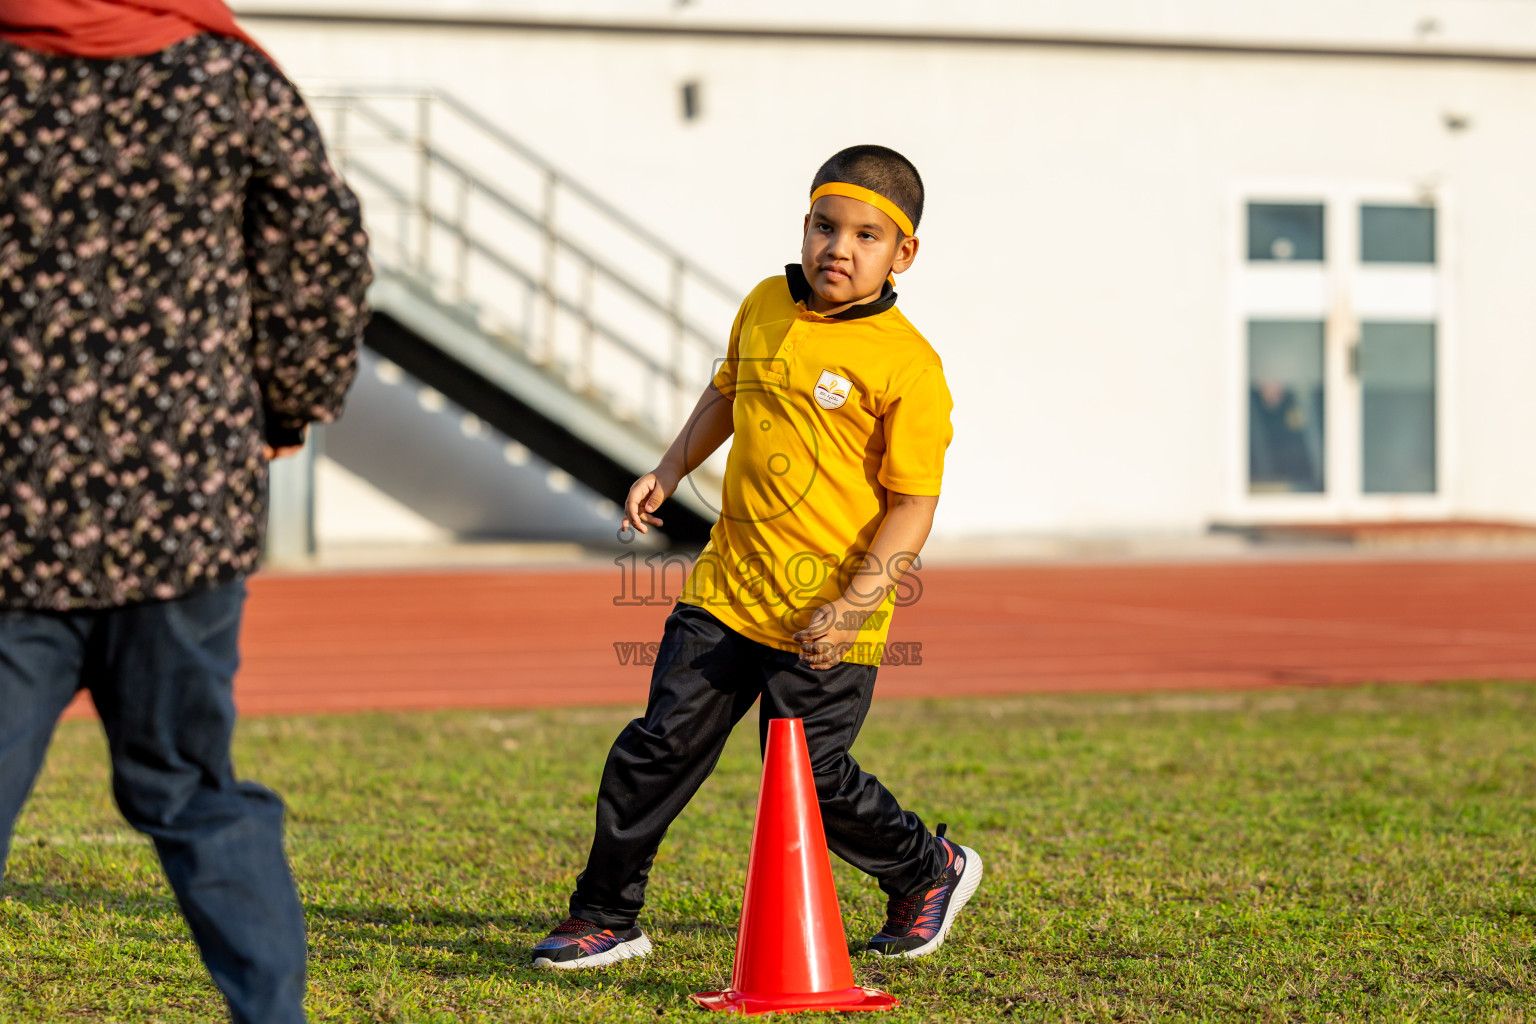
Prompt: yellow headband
<box><xmin>809</xmin><ymin>182</ymin><xmax>914</xmax><ymax>237</ymax></box>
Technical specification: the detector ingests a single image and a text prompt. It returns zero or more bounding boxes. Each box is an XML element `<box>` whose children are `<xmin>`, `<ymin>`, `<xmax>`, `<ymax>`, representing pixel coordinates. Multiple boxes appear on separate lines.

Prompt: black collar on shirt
<box><xmin>784</xmin><ymin>264</ymin><xmax>897</xmax><ymax>320</ymax></box>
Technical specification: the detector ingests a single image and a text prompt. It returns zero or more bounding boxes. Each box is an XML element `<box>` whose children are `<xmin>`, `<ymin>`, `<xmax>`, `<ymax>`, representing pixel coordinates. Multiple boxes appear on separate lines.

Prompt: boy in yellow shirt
<box><xmin>533</xmin><ymin>146</ymin><xmax>981</xmax><ymax>969</ymax></box>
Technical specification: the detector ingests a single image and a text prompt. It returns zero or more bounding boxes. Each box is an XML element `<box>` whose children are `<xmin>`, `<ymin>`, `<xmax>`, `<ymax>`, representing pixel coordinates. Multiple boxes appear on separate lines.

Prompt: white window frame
<box><xmin>1225</xmin><ymin>182</ymin><xmax>1455</xmax><ymax>523</ymax></box>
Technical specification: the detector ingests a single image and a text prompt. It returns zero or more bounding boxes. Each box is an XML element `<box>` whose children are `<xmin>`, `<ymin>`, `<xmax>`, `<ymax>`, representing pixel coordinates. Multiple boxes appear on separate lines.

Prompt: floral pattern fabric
<box><xmin>0</xmin><ymin>34</ymin><xmax>370</xmax><ymax>610</ymax></box>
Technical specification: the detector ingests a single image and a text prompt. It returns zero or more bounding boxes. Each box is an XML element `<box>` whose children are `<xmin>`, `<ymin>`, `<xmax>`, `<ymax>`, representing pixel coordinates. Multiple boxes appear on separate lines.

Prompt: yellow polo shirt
<box><xmin>678</xmin><ymin>267</ymin><xmax>954</xmax><ymax>666</ymax></box>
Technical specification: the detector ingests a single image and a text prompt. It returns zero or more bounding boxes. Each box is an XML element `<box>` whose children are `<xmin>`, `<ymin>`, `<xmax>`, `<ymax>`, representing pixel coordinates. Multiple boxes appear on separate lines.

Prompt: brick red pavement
<box><xmin>62</xmin><ymin>559</ymin><xmax>1536</xmax><ymax>718</ymax></box>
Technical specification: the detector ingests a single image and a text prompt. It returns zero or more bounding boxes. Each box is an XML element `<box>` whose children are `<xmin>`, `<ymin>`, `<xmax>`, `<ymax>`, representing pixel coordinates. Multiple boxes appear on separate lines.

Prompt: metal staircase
<box><xmin>304</xmin><ymin>87</ymin><xmax>739</xmax><ymax>536</ymax></box>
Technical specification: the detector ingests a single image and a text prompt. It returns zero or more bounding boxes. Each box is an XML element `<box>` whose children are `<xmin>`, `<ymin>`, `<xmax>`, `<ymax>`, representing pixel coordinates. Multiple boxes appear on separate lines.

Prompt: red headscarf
<box><xmin>0</xmin><ymin>0</ymin><xmax>269</xmax><ymax>61</ymax></box>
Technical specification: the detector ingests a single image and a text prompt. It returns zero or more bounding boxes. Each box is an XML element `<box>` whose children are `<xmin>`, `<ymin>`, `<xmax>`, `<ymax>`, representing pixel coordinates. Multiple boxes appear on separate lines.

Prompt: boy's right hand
<box><xmin>622</xmin><ymin>468</ymin><xmax>676</xmax><ymax>535</ymax></box>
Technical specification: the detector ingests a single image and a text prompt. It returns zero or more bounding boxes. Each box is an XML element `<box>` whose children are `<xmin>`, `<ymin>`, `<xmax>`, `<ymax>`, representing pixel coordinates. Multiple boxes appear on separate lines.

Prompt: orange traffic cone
<box><xmin>691</xmin><ymin>717</ymin><xmax>897</xmax><ymax>1015</ymax></box>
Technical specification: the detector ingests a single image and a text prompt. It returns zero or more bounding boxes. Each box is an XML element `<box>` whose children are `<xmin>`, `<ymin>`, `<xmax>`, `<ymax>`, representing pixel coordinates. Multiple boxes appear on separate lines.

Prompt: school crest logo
<box><xmin>813</xmin><ymin>370</ymin><xmax>852</xmax><ymax>411</ymax></box>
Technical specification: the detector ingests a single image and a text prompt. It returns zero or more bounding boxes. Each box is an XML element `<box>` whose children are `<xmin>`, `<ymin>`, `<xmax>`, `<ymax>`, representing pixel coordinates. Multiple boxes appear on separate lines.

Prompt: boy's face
<box><xmin>800</xmin><ymin>195</ymin><xmax>919</xmax><ymax>312</ymax></box>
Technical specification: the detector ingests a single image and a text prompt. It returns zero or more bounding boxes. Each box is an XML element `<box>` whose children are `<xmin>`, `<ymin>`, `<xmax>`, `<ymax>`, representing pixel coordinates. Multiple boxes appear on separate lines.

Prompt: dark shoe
<box><xmin>531</xmin><ymin>916</ymin><xmax>653</xmax><ymax>970</ymax></box>
<box><xmin>867</xmin><ymin>826</ymin><xmax>983</xmax><ymax>958</ymax></box>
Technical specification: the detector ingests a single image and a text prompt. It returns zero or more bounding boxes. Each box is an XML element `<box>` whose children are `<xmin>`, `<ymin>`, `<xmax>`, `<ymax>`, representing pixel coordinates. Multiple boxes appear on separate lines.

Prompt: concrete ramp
<box><xmin>321</xmin><ymin>347</ymin><xmax>626</xmax><ymax>543</ymax></box>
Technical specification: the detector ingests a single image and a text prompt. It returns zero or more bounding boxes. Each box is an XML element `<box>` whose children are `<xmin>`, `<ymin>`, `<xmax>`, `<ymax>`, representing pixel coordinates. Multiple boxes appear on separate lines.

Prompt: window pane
<box><xmin>1249</xmin><ymin>321</ymin><xmax>1326</xmax><ymax>493</ymax></box>
<box><xmin>1248</xmin><ymin>203</ymin><xmax>1324</xmax><ymax>262</ymax></box>
<box><xmin>1361</xmin><ymin>205</ymin><xmax>1435</xmax><ymax>264</ymax></box>
<box><xmin>1360</xmin><ymin>322</ymin><xmax>1436</xmax><ymax>493</ymax></box>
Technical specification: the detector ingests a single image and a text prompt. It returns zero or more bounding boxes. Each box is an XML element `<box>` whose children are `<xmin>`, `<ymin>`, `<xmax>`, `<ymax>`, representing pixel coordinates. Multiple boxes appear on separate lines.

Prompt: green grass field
<box><xmin>2</xmin><ymin>683</ymin><xmax>1534</xmax><ymax>1023</ymax></box>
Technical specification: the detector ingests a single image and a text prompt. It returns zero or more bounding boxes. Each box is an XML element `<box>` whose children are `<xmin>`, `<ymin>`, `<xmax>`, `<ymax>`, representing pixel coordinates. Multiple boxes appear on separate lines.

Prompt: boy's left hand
<box><xmin>793</xmin><ymin>599</ymin><xmax>863</xmax><ymax>670</ymax></box>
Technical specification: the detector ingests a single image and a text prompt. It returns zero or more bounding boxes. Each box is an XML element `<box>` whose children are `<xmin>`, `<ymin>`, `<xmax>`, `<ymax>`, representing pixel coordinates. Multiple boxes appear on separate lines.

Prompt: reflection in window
<box><xmin>1248</xmin><ymin>203</ymin><xmax>1324</xmax><ymax>262</ymax></box>
<box><xmin>1249</xmin><ymin>321</ymin><xmax>1325</xmax><ymax>493</ymax></box>
<box><xmin>1361</xmin><ymin>205</ymin><xmax>1435</xmax><ymax>264</ymax></box>
<box><xmin>1361</xmin><ymin>322</ymin><xmax>1436</xmax><ymax>493</ymax></box>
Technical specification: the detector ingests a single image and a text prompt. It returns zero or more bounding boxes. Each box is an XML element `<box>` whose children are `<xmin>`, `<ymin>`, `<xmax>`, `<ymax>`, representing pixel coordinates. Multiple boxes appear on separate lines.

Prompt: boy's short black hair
<box><xmin>810</xmin><ymin>145</ymin><xmax>925</xmax><ymax>234</ymax></box>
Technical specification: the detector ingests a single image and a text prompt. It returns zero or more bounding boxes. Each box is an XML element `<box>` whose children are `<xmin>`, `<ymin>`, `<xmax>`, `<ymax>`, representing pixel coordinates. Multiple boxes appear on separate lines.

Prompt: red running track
<box><xmin>63</xmin><ymin>559</ymin><xmax>1536</xmax><ymax>717</ymax></box>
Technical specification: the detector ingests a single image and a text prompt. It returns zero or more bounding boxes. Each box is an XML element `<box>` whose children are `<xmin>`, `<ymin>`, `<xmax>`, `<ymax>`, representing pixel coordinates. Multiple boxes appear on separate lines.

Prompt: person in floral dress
<box><xmin>0</xmin><ymin>2</ymin><xmax>370</xmax><ymax>1021</ymax></box>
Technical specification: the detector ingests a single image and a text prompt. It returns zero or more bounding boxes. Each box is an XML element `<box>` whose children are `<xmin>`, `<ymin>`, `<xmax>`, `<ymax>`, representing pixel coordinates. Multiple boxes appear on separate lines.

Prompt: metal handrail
<box><xmin>307</xmin><ymin>85</ymin><xmax>740</xmax><ymax>436</ymax></box>
<box><xmin>431</xmin><ymin>89</ymin><xmax>740</xmax><ymax>300</ymax></box>
<box><xmin>313</xmin><ymin>85</ymin><xmax>738</xmax><ymax>300</ymax></box>
<box><xmin>346</xmin><ymin>164</ymin><xmax>679</xmax><ymax>380</ymax></box>
<box><xmin>334</xmin><ymin>98</ymin><xmax>722</xmax><ymax>357</ymax></box>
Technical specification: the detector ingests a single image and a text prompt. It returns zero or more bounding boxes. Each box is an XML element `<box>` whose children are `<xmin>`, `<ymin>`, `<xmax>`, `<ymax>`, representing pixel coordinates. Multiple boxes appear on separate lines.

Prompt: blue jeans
<box><xmin>0</xmin><ymin>581</ymin><xmax>307</xmax><ymax>1024</ymax></box>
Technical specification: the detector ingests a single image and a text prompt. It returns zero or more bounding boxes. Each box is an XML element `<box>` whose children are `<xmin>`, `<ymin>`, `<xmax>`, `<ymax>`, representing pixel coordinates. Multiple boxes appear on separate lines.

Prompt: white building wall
<box><xmin>238</xmin><ymin>2</ymin><xmax>1536</xmax><ymax>538</ymax></box>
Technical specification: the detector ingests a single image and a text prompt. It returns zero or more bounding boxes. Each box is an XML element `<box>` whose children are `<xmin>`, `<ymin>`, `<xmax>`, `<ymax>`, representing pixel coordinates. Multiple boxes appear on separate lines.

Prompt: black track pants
<box><xmin>569</xmin><ymin>603</ymin><xmax>945</xmax><ymax>929</ymax></box>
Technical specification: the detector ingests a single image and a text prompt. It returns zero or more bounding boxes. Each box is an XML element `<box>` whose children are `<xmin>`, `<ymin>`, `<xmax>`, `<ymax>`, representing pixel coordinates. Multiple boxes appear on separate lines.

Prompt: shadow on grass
<box><xmin>650</xmin><ymin>916</ymin><xmax>737</xmax><ymax>938</ymax></box>
<box><xmin>309</xmin><ymin>899</ymin><xmax>543</xmax><ymax>932</ymax></box>
<box><xmin>304</xmin><ymin>901</ymin><xmax>742</xmax><ymax>986</ymax></box>
<box><xmin>5</xmin><ymin>884</ymin><xmax>758</xmax><ymax>1002</ymax></box>
<box><xmin>1</xmin><ymin>878</ymin><xmax>181</xmax><ymax>917</ymax></box>
<box><xmin>310</xmin><ymin>900</ymin><xmax>740</xmax><ymax>941</ymax></box>
<box><xmin>306</xmin><ymin>900</ymin><xmax>737</xmax><ymax>1006</ymax></box>
<box><xmin>2</xmin><ymin>883</ymin><xmax>718</xmax><ymax>1008</ymax></box>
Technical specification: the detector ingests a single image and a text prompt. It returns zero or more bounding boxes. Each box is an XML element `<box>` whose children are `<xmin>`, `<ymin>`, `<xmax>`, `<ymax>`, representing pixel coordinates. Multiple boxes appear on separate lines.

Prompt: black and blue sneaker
<box><xmin>531</xmin><ymin>916</ymin><xmax>653</xmax><ymax>970</ymax></box>
<box><xmin>867</xmin><ymin>825</ymin><xmax>983</xmax><ymax>958</ymax></box>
